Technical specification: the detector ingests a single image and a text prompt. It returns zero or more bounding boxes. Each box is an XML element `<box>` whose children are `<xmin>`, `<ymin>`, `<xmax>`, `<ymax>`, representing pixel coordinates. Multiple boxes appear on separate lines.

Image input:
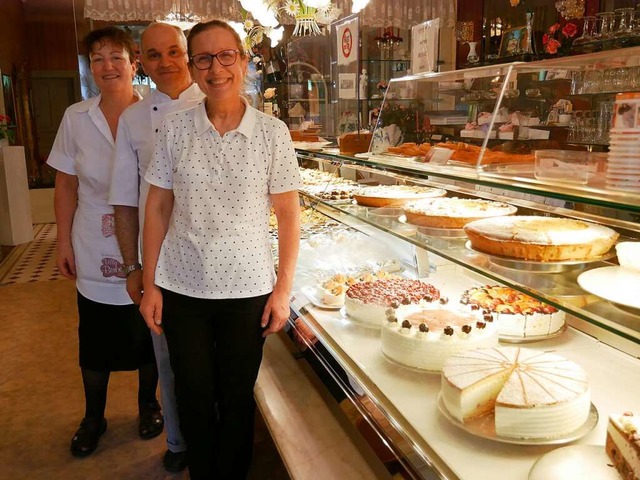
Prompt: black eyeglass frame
<box><xmin>190</xmin><ymin>49</ymin><xmax>241</xmax><ymax>70</ymax></box>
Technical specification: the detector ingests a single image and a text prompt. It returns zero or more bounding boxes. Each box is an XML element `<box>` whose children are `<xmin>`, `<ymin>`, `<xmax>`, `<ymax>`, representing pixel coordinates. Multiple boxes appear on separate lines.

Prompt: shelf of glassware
<box><xmin>290</xmin><ymin>198</ymin><xmax>640</xmax><ymax>480</ymax></box>
<box><xmin>367</xmin><ymin>61</ymin><xmax>640</xmax><ymax>210</ymax></box>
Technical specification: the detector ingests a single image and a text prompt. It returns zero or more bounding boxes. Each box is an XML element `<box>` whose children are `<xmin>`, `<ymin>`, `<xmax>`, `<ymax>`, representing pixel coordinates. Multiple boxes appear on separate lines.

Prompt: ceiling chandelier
<box><xmin>555</xmin><ymin>0</ymin><xmax>585</xmax><ymax>20</ymax></box>
<box><xmin>163</xmin><ymin>0</ymin><xmax>200</xmax><ymax>30</ymax></box>
<box><xmin>241</xmin><ymin>0</ymin><xmax>341</xmax><ymax>38</ymax></box>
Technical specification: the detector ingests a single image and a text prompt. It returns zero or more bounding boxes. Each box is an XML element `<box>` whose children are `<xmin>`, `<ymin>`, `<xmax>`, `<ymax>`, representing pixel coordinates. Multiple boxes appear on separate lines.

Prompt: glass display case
<box><xmin>367</xmin><ymin>47</ymin><xmax>640</xmax><ymax>209</ymax></box>
<box><xmin>286</xmin><ymin>48</ymin><xmax>640</xmax><ymax>480</ymax></box>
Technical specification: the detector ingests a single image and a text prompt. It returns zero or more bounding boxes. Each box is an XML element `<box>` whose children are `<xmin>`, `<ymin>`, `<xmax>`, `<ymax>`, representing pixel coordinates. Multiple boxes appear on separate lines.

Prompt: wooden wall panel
<box><xmin>0</xmin><ymin>0</ymin><xmax>27</xmax><ymax>74</ymax></box>
<box><xmin>25</xmin><ymin>20</ymin><xmax>79</xmax><ymax>72</ymax></box>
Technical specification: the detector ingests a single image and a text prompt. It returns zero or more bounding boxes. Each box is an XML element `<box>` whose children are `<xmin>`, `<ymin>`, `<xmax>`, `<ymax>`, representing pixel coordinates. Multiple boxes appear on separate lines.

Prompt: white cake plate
<box><xmin>300</xmin><ymin>285</ymin><xmax>343</xmax><ymax>310</ymax></box>
<box><xmin>577</xmin><ymin>266</ymin><xmax>640</xmax><ymax>315</ymax></box>
<box><xmin>437</xmin><ymin>393</ymin><xmax>598</xmax><ymax>445</ymax></box>
<box><xmin>528</xmin><ymin>445</ymin><xmax>620</xmax><ymax>480</ymax></box>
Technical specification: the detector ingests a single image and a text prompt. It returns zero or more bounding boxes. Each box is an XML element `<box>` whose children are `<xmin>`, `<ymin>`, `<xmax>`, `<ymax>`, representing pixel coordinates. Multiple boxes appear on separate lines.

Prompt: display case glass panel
<box><xmin>368</xmin><ymin>48</ymin><xmax>640</xmax><ymax>209</ymax></box>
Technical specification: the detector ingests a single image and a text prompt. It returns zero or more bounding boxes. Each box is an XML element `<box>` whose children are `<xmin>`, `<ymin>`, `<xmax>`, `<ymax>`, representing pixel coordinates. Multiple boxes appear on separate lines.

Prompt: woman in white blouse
<box><xmin>141</xmin><ymin>20</ymin><xmax>301</xmax><ymax>479</ymax></box>
<box><xmin>48</xmin><ymin>27</ymin><xmax>161</xmax><ymax>458</ymax></box>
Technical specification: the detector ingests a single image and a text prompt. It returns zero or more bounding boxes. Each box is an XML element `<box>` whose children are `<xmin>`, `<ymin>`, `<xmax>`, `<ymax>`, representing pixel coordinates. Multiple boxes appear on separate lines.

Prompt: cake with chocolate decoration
<box><xmin>381</xmin><ymin>302</ymin><xmax>499</xmax><ymax>371</ymax></box>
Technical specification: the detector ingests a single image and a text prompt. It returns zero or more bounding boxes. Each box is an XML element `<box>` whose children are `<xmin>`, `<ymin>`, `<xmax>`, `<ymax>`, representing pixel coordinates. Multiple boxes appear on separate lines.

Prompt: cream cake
<box><xmin>464</xmin><ymin>216</ymin><xmax>619</xmax><ymax>261</ymax></box>
<box><xmin>403</xmin><ymin>197</ymin><xmax>517</xmax><ymax>229</ymax></box>
<box><xmin>353</xmin><ymin>185</ymin><xmax>446</xmax><ymax>207</ymax></box>
<box><xmin>460</xmin><ymin>285</ymin><xmax>566</xmax><ymax>339</ymax></box>
<box><xmin>441</xmin><ymin>347</ymin><xmax>591</xmax><ymax>439</ymax></box>
<box><xmin>381</xmin><ymin>304</ymin><xmax>499</xmax><ymax>371</ymax></box>
<box><xmin>344</xmin><ymin>278</ymin><xmax>440</xmax><ymax>327</ymax></box>
<box><xmin>606</xmin><ymin>412</ymin><xmax>640</xmax><ymax>480</ymax></box>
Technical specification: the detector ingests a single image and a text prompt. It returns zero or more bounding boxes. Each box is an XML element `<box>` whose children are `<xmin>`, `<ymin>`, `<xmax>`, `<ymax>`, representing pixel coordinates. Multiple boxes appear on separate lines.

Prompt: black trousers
<box><xmin>161</xmin><ymin>289</ymin><xmax>269</xmax><ymax>480</ymax></box>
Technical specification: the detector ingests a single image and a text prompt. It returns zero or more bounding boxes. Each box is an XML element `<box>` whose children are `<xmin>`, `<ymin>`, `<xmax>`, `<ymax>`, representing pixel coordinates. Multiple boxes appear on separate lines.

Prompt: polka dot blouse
<box><xmin>145</xmin><ymin>99</ymin><xmax>302</xmax><ymax>299</ymax></box>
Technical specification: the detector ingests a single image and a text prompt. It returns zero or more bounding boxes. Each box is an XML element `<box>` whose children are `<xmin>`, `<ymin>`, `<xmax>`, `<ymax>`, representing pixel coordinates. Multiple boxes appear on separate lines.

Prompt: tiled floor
<box><xmin>0</xmin><ymin>225</ymin><xmax>290</xmax><ymax>479</ymax></box>
<box><xmin>0</xmin><ymin>223</ymin><xmax>62</xmax><ymax>285</ymax></box>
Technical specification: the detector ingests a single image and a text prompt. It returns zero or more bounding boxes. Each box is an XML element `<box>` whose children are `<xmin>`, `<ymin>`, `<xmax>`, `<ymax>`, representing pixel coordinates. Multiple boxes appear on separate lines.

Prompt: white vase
<box><xmin>467</xmin><ymin>42</ymin><xmax>480</xmax><ymax>63</ymax></box>
<box><xmin>0</xmin><ymin>138</ymin><xmax>9</xmax><ymax>148</ymax></box>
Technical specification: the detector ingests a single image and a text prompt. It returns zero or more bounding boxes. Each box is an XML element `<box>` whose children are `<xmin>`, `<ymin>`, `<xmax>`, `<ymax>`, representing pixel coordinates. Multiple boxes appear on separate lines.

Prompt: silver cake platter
<box><xmin>465</xmin><ymin>241</ymin><xmax>616</xmax><ymax>274</ymax></box>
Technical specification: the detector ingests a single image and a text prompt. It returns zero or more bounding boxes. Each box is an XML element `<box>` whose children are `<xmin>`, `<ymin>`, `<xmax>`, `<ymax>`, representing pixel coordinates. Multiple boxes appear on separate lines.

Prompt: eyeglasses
<box><xmin>190</xmin><ymin>49</ymin><xmax>240</xmax><ymax>70</ymax></box>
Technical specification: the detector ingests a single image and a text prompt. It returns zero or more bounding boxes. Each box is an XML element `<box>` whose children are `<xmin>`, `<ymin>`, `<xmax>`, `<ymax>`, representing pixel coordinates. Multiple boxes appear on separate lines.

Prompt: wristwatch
<box><xmin>122</xmin><ymin>263</ymin><xmax>142</xmax><ymax>277</ymax></box>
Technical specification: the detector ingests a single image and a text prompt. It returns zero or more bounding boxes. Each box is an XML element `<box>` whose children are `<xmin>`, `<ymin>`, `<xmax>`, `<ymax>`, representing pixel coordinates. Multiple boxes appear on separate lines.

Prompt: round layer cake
<box><xmin>460</xmin><ymin>285</ymin><xmax>566</xmax><ymax>339</ymax></box>
<box><xmin>441</xmin><ymin>346</ymin><xmax>591</xmax><ymax>439</ymax></box>
<box><xmin>353</xmin><ymin>185</ymin><xmax>446</xmax><ymax>207</ymax></box>
<box><xmin>464</xmin><ymin>216</ymin><xmax>619</xmax><ymax>261</ymax></box>
<box><xmin>403</xmin><ymin>197</ymin><xmax>518</xmax><ymax>229</ymax></box>
<box><xmin>344</xmin><ymin>278</ymin><xmax>440</xmax><ymax>327</ymax></box>
<box><xmin>381</xmin><ymin>303</ymin><xmax>499</xmax><ymax>371</ymax></box>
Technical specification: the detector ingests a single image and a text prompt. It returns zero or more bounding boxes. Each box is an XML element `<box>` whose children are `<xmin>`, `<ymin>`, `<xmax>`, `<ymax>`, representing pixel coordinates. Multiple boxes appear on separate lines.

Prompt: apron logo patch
<box><xmin>101</xmin><ymin>257</ymin><xmax>125</xmax><ymax>278</ymax></box>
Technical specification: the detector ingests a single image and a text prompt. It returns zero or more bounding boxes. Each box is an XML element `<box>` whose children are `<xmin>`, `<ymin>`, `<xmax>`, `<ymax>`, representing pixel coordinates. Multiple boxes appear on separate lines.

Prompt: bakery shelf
<box><xmin>299</xmin><ymin>190</ymin><xmax>640</xmax><ymax>348</ymax></box>
<box><xmin>296</xmin><ymin>148</ymin><xmax>640</xmax><ymax>213</ymax></box>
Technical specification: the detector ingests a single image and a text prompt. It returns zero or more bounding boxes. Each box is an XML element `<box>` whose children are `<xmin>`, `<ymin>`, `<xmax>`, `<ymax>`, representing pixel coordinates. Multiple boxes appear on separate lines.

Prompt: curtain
<box><xmin>84</xmin><ymin>0</ymin><xmax>456</xmax><ymax>29</ymax></box>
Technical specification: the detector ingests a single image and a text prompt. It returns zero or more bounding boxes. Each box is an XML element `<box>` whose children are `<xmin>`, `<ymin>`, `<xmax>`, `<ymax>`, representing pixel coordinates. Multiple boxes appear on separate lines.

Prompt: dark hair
<box><xmin>187</xmin><ymin>20</ymin><xmax>247</xmax><ymax>59</ymax></box>
<box><xmin>83</xmin><ymin>26</ymin><xmax>136</xmax><ymax>62</ymax></box>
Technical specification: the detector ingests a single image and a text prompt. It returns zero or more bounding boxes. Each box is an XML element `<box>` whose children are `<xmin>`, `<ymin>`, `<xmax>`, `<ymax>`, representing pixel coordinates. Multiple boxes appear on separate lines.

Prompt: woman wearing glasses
<box><xmin>140</xmin><ymin>20</ymin><xmax>301</xmax><ymax>479</ymax></box>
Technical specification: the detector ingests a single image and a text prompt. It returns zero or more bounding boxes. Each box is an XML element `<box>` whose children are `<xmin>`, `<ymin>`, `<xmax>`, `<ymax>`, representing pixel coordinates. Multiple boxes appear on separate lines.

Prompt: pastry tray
<box><xmin>437</xmin><ymin>393</ymin><xmax>598</xmax><ymax>445</ymax></box>
<box><xmin>465</xmin><ymin>241</ymin><xmax>616</xmax><ymax>274</ymax></box>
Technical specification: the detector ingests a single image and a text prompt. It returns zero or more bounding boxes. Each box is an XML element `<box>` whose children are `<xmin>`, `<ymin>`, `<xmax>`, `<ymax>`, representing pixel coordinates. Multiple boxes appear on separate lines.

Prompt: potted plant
<box><xmin>0</xmin><ymin>114</ymin><xmax>15</xmax><ymax>146</ymax></box>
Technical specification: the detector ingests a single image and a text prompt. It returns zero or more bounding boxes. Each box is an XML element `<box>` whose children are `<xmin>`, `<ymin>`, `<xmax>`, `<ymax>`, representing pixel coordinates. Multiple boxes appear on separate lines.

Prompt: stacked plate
<box><xmin>608</xmin><ymin>93</ymin><xmax>640</xmax><ymax>192</ymax></box>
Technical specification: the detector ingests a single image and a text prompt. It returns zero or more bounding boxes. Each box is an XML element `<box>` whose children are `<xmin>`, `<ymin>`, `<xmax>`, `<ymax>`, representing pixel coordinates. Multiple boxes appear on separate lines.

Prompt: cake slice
<box><xmin>606</xmin><ymin>412</ymin><xmax>640</xmax><ymax>480</ymax></box>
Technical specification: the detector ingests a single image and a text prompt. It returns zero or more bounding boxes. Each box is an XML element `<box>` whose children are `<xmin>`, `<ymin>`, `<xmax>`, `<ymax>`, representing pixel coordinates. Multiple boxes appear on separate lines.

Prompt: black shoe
<box><xmin>70</xmin><ymin>417</ymin><xmax>107</xmax><ymax>457</ymax></box>
<box><xmin>139</xmin><ymin>401</ymin><xmax>164</xmax><ymax>440</ymax></box>
<box><xmin>163</xmin><ymin>449</ymin><xmax>188</xmax><ymax>473</ymax></box>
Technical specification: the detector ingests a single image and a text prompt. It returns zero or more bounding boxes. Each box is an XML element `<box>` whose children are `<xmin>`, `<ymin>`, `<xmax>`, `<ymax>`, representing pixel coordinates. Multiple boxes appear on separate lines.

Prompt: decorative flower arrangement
<box><xmin>543</xmin><ymin>22</ymin><xmax>578</xmax><ymax>55</ymax></box>
<box><xmin>0</xmin><ymin>114</ymin><xmax>15</xmax><ymax>144</ymax></box>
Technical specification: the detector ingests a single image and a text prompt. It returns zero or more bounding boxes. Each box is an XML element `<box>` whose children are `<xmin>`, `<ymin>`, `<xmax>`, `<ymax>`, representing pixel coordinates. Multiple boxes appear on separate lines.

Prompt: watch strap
<box><xmin>122</xmin><ymin>263</ymin><xmax>142</xmax><ymax>277</ymax></box>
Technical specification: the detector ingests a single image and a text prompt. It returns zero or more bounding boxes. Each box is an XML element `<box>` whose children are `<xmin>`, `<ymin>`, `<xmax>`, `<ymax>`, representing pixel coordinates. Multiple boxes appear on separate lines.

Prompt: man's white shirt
<box><xmin>109</xmin><ymin>83</ymin><xmax>204</xmax><ymax>225</ymax></box>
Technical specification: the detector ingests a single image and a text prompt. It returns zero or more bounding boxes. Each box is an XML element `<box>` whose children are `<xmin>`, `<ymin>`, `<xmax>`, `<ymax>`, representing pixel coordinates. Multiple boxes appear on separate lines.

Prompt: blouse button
<box><xmin>153</xmin><ymin>107</ymin><xmax>158</xmax><ymax>111</ymax></box>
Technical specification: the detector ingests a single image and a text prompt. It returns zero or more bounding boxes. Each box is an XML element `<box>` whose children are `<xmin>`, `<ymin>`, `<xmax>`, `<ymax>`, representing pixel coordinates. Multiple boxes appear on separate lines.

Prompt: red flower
<box><xmin>544</xmin><ymin>38</ymin><xmax>561</xmax><ymax>54</ymax></box>
<box><xmin>549</xmin><ymin>23</ymin><xmax>560</xmax><ymax>34</ymax></box>
<box><xmin>542</xmin><ymin>33</ymin><xmax>550</xmax><ymax>45</ymax></box>
<box><xmin>562</xmin><ymin>22</ymin><xmax>578</xmax><ymax>38</ymax></box>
